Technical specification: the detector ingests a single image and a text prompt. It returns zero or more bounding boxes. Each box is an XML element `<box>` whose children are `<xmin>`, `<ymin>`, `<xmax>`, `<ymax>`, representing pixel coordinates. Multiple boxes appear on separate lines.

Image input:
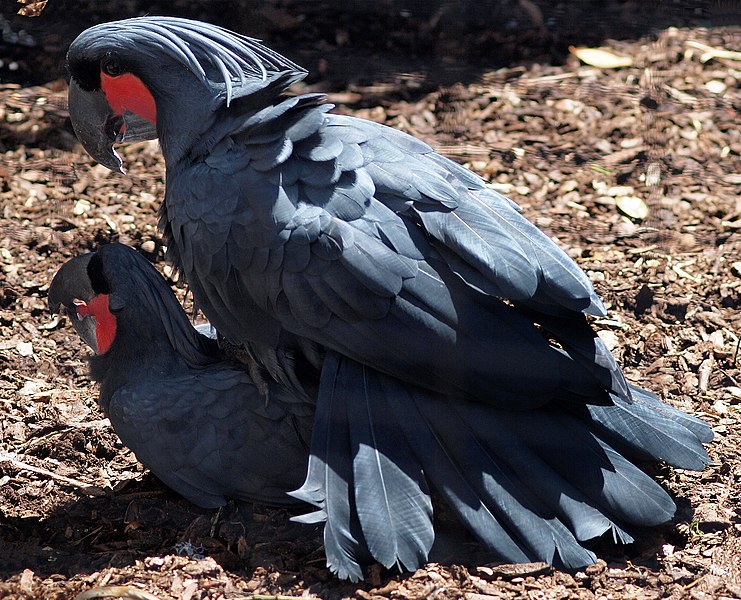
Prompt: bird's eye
<box><xmin>102</xmin><ymin>59</ymin><xmax>122</xmax><ymax>77</ymax></box>
<box><xmin>73</xmin><ymin>299</ymin><xmax>90</xmax><ymax>318</ymax></box>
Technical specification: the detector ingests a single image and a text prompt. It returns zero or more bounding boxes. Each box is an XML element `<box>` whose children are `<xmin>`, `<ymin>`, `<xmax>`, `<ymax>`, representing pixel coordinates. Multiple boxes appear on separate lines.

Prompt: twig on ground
<box><xmin>75</xmin><ymin>586</ymin><xmax>161</xmax><ymax>600</ymax></box>
<box><xmin>0</xmin><ymin>451</ymin><xmax>107</xmax><ymax>496</ymax></box>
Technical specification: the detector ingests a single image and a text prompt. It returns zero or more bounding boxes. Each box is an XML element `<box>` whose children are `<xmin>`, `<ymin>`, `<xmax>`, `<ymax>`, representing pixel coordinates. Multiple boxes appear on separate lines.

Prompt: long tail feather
<box><xmin>418</xmin><ymin>395</ymin><xmax>599</xmax><ymax>569</ymax></box>
<box><xmin>293</xmin><ymin>362</ymin><xmax>710</xmax><ymax>578</ymax></box>
<box><xmin>289</xmin><ymin>353</ymin><xmax>367</xmax><ymax>580</ymax></box>
<box><xmin>587</xmin><ymin>387</ymin><xmax>712</xmax><ymax>470</ymax></box>
<box><xmin>291</xmin><ymin>353</ymin><xmax>433</xmax><ymax>578</ymax></box>
<box><xmin>382</xmin><ymin>378</ymin><xmax>534</xmax><ymax>565</ymax></box>
<box><xmin>454</xmin><ymin>402</ymin><xmax>634</xmax><ymax>545</ymax></box>
<box><xmin>341</xmin><ymin>358</ymin><xmax>434</xmax><ymax>571</ymax></box>
<box><xmin>386</xmin><ymin>381</ymin><xmax>684</xmax><ymax>564</ymax></box>
<box><xmin>498</xmin><ymin>409</ymin><xmax>677</xmax><ymax>527</ymax></box>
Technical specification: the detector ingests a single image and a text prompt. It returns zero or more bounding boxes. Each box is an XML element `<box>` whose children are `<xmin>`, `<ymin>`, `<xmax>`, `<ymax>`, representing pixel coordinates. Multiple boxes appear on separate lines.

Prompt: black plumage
<box><xmin>49</xmin><ymin>243</ymin><xmax>314</xmax><ymax>509</ymax></box>
<box><xmin>65</xmin><ymin>17</ymin><xmax>713</xmax><ymax>579</ymax></box>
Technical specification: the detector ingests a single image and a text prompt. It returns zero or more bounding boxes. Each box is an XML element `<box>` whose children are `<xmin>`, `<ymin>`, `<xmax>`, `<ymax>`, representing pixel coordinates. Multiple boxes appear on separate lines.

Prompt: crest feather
<box><xmin>77</xmin><ymin>16</ymin><xmax>307</xmax><ymax>105</ymax></box>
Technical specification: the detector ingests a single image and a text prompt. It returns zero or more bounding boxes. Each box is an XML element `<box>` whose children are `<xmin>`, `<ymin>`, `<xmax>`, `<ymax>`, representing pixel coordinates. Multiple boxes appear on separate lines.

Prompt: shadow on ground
<box><xmin>2</xmin><ymin>0</ymin><xmax>740</xmax><ymax>92</ymax></box>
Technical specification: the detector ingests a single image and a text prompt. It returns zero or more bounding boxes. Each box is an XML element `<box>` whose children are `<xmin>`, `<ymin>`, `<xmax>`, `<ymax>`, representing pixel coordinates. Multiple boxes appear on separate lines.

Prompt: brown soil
<box><xmin>1</xmin><ymin>2</ymin><xmax>740</xmax><ymax>599</ymax></box>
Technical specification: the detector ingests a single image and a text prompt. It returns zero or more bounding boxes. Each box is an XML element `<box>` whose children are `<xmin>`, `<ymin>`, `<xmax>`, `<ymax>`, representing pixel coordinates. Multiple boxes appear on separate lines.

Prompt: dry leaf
<box><xmin>17</xmin><ymin>380</ymin><xmax>45</xmax><ymax>396</ymax></box>
<box><xmin>16</xmin><ymin>0</ymin><xmax>48</xmax><ymax>17</ymax></box>
<box><xmin>686</xmin><ymin>40</ymin><xmax>741</xmax><ymax>63</ymax></box>
<box><xmin>73</xmin><ymin>199</ymin><xmax>92</xmax><ymax>215</ymax></box>
<box><xmin>616</xmin><ymin>196</ymin><xmax>649</xmax><ymax>220</ymax></box>
<box><xmin>704</xmin><ymin>80</ymin><xmax>727</xmax><ymax>94</ymax></box>
<box><xmin>569</xmin><ymin>46</ymin><xmax>633</xmax><ymax>69</ymax></box>
<box><xmin>16</xmin><ymin>341</ymin><xmax>34</xmax><ymax>357</ymax></box>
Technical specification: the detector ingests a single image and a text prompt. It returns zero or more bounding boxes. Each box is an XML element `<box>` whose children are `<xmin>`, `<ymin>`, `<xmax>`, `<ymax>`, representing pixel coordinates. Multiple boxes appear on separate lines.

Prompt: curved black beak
<box><xmin>68</xmin><ymin>79</ymin><xmax>126</xmax><ymax>174</ymax></box>
<box><xmin>69</xmin><ymin>310</ymin><xmax>100</xmax><ymax>354</ymax></box>
<box><xmin>68</xmin><ymin>77</ymin><xmax>158</xmax><ymax>174</ymax></box>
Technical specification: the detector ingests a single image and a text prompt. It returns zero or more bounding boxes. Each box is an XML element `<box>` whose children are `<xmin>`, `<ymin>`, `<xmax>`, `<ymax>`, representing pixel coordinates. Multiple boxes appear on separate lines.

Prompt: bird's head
<box><xmin>66</xmin><ymin>16</ymin><xmax>307</xmax><ymax>171</ymax></box>
<box><xmin>49</xmin><ymin>243</ymin><xmax>217</xmax><ymax>365</ymax></box>
<box><xmin>48</xmin><ymin>249</ymin><xmax>120</xmax><ymax>355</ymax></box>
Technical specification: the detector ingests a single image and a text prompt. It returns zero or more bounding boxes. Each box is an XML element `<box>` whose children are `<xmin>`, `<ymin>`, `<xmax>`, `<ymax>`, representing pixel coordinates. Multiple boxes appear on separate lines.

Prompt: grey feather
<box><xmin>293</xmin><ymin>354</ymin><xmax>433</xmax><ymax>576</ymax></box>
<box><xmin>290</xmin><ymin>353</ymin><xmax>368</xmax><ymax>581</ymax></box>
<box><xmin>75</xmin><ymin>17</ymin><xmax>306</xmax><ymax>105</ymax></box>
<box><xmin>588</xmin><ymin>386</ymin><xmax>712</xmax><ymax>470</ymax></box>
<box><xmin>296</xmin><ymin>132</ymin><xmax>345</xmax><ymax>162</ymax></box>
<box><xmin>66</xmin><ymin>17</ymin><xmax>715</xmax><ymax>580</ymax></box>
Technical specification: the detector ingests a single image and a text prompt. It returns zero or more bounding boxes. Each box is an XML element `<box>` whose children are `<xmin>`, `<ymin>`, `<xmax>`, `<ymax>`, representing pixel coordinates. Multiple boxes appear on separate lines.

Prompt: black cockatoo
<box><xmin>49</xmin><ymin>243</ymin><xmax>314</xmax><ymax>509</ymax></box>
<box><xmin>65</xmin><ymin>17</ymin><xmax>713</xmax><ymax>579</ymax></box>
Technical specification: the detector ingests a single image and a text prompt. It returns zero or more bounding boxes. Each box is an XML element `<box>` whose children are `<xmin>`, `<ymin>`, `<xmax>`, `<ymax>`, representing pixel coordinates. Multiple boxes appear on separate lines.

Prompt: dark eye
<box><xmin>102</xmin><ymin>59</ymin><xmax>121</xmax><ymax>77</ymax></box>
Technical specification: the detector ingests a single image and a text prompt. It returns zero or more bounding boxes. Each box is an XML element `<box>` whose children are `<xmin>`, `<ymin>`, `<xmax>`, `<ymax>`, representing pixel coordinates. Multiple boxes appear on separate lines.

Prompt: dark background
<box><xmin>2</xmin><ymin>0</ymin><xmax>740</xmax><ymax>92</ymax></box>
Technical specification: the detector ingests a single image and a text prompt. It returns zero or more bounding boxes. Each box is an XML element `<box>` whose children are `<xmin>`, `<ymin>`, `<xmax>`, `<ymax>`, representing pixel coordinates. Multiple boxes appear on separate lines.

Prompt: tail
<box><xmin>289</xmin><ymin>353</ymin><xmax>433</xmax><ymax>581</ymax></box>
<box><xmin>292</xmin><ymin>355</ymin><xmax>712</xmax><ymax>578</ymax></box>
<box><xmin>586</xmin><ymin>384</ymin><xmax>712</xmax><ymax>469</ymax></box>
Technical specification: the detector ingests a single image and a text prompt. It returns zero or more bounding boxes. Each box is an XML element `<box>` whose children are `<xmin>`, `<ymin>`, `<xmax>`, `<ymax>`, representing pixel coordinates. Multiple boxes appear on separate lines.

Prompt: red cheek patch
<box><xmin>76</xmin><ymin>294</ymin><xmax>117</xmax><ymax>354</ymax></box>
<box><xmin>101</xmin><ymin>72</ymin><xmax>157</xmax><ymax>125</ymax></box>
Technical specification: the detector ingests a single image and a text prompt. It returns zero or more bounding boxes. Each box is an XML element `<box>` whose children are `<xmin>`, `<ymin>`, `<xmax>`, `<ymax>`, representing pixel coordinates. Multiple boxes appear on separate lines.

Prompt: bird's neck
<box><xmin>154</xmin><ymin>92</ymin><xmax>222</xmax><ymax>165</ymax></box>
<box><xmin>88</xmin><ymin>327</ymin><xmax>180</xmax><ymax>406</ymax></box>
